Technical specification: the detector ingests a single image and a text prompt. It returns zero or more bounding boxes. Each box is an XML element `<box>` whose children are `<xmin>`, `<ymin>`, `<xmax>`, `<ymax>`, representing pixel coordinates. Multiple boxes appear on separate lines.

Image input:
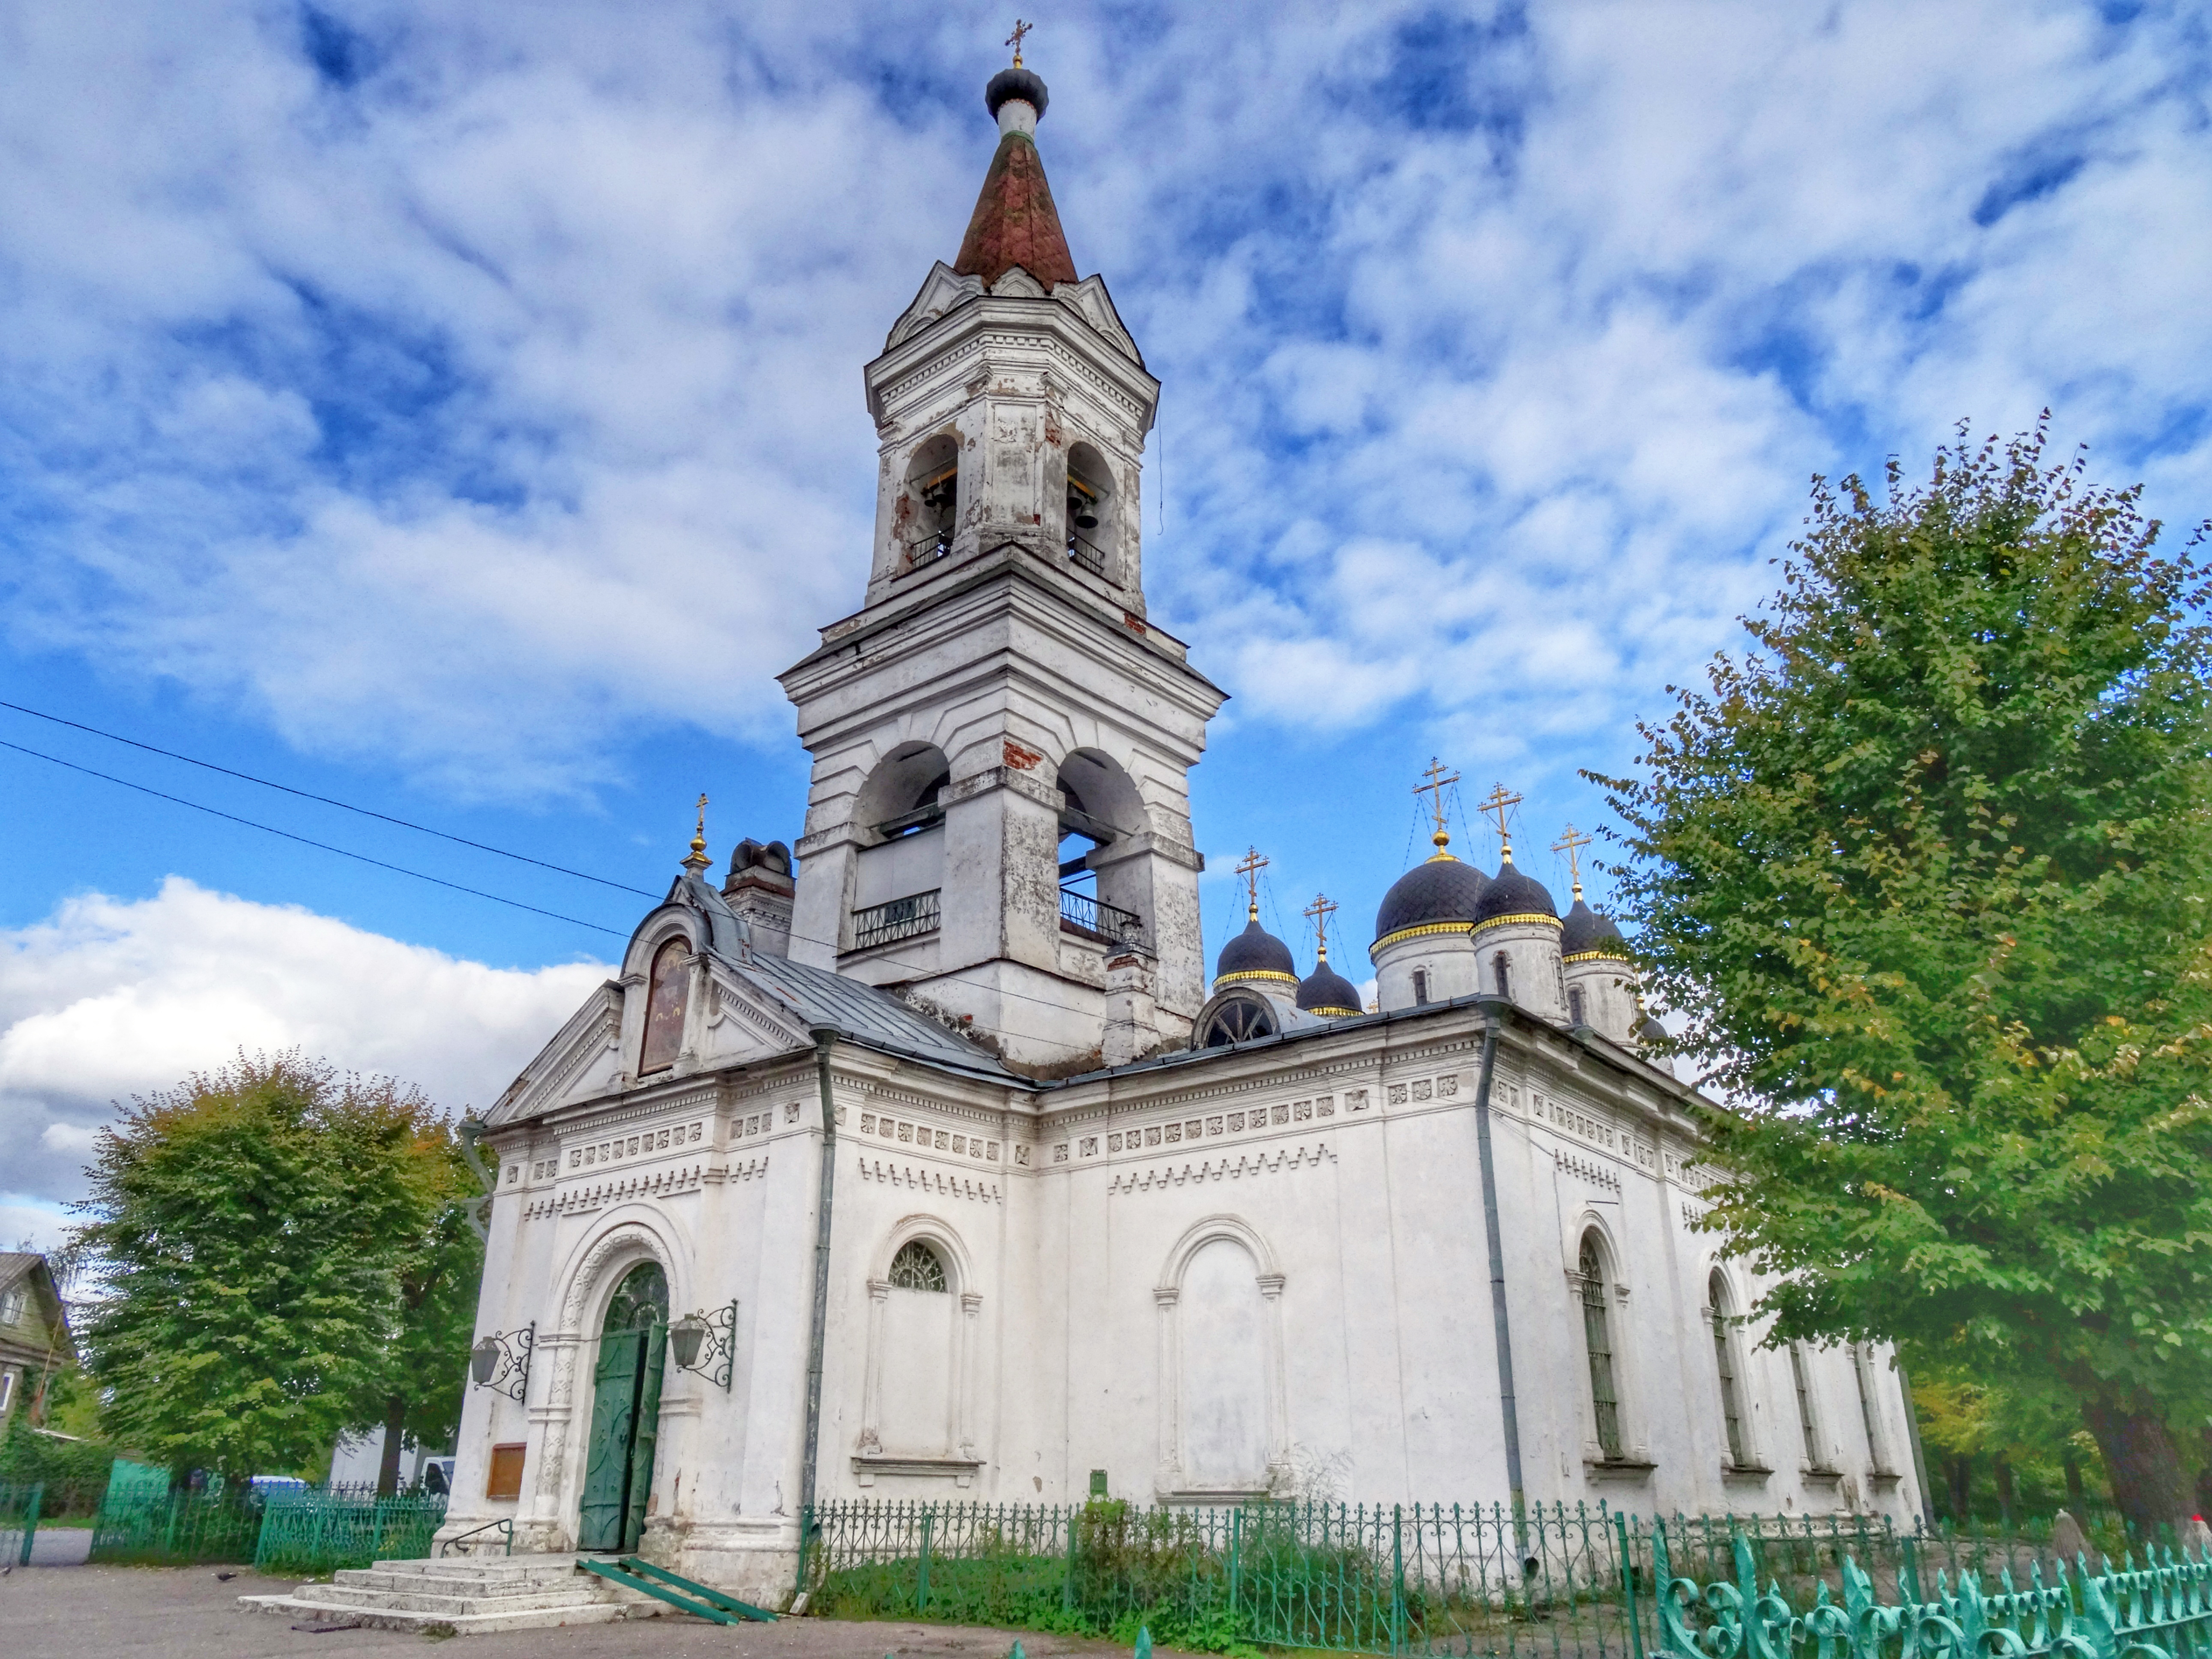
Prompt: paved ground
<box><xmin>0</xmin><ymin>1565</ymin><xmax>1186</xmax><ymax>1659</ymax></box>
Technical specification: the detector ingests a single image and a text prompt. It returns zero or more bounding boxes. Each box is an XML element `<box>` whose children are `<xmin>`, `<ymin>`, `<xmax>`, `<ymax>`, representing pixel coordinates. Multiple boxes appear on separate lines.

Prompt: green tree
<box><xmin>344</xmin><ymin>1123</ymin><xmax>483</xmax><ymax>1495</ymax></box>
<box><xmin>1598</xmin><ymin>422</ymin><xmax>2212</xmax><ymax>1535</ymax></box>
<box><xmin>73</xmin><ymin>1052</ymin><xmax>456</xmax><ymax>1480</ymax></box>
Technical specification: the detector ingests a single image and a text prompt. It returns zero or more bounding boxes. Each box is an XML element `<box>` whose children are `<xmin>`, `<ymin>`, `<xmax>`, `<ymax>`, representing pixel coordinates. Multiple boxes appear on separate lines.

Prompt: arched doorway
<box><xmin>578</xmin><ymin>1261</ymin><xmax>667</xmax><ymax>1553</ymax></box>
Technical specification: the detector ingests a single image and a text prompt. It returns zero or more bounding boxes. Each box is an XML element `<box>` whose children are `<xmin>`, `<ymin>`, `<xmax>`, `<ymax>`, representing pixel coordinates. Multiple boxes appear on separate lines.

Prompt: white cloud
<box><xmin>0</xmin><ymin>877</ymin><xmax>610</xmax><ymax>1210</ymax></box>
<box><xmin>0</xmin><ymin>0</ymin><xmax>2204</xmax><ymax>809</ymax></box>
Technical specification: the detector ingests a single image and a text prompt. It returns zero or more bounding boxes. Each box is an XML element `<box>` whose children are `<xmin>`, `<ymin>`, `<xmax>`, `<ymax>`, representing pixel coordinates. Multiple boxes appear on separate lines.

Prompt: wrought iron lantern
<box><xmin>468</xmin><ymin>1323</ymin><xmax>534</xmax><ymax>1402</ymax></box>
<box><xmin>667</xmin><ymin>1300</ymin><xmax>737</xmax><ymax>1391</ymax></box>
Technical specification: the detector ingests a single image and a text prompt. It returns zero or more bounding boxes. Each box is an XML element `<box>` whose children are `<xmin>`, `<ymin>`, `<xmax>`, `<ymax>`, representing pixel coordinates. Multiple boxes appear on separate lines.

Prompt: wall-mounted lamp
<box><xmin>668</xmin><ymin>1301</ymin><xmax>737</xmax><ymax>1391</ymax></box>
<box><xmin>469</xmin><ymin>1323</ymin><xmax>534</xmax><ymax>1402</ymax></box>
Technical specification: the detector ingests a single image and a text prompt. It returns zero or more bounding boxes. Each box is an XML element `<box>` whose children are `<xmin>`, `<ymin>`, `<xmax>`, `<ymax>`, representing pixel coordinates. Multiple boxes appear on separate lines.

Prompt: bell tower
<box><xmin>778</xmin><ymin>56</ymin><xmax>1224</xmax><ymax>1070</ymax></box>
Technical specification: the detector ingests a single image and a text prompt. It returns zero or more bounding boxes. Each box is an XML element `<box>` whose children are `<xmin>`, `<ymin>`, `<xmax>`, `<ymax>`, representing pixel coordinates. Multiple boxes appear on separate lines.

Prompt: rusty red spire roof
<box><xmin>952</xmin><ymin>81</ymin><xmax>1078</xmax><ymax>290</ymax></box>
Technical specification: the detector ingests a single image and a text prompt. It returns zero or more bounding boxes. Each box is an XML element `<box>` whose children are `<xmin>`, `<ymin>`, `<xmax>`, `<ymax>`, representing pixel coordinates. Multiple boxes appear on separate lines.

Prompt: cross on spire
<box><xmin>683</xmin><ymin>792</ymin><xmax>711</xmax><ymax>873</ymax></box>
<box><xmin>1413</xmin><ymin>756</ymin><xmax>1461</xmax><ymax>859</ymax></box>
<box><xmin>1303</xmin><ymin>892</ymin><xmax>1339</xmax><ymax>961</ymax></box>
<box><xmin>1552</xmin><ymin>824</ymin><xmax>1592</xmax><ymax>901</ymax></box>
<box><xmin>1475</xmin><ymin>782</ymin><xmax>1523</xmax><ymax>864</ymax></box>
<box><xmin>1006</xmin><ymin>17</ymin><xmax>1031</xmax><ymax>65</ymax></box>
<box><xmin>1233</xmin><ymin>847</ymin><xmax>1269</xmax><ymax>920</ymax></box>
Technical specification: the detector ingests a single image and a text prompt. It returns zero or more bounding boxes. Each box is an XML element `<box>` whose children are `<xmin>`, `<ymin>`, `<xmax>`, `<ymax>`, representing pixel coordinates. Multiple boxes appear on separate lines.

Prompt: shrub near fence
<box><xmin>802</xmin><ymin>1498</ymin><xmax>1650</xmax><ymax>1657</ymax></box>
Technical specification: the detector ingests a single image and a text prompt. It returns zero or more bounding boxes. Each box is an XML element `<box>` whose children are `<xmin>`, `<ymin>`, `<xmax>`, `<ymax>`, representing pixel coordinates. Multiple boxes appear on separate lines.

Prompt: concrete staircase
<box><xmin>239</xmin><ymin>1552</ymin><xmax>668</xmax><ymax>1635</ymax></box>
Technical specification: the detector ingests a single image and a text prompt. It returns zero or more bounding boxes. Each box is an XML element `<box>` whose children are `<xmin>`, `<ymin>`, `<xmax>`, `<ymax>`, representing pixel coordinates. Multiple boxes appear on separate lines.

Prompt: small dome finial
<box><xmin>683</xmin><ymin>792</ymin><xmax>711</xmax><ymax>874</ymax></box>
<box><xmin>1476</xmin><ymin>781</ymin><xmax>1524</xmax><ymax>866</ymax></box>
<box><xmin>1234</xmin><ymin>846</ymin><xmax>1269</xmax><ymax>921</ymax></box>
<box><xmin>1414</xmin><ymin>756</ymin><xmax>1461</xmax><ymax>861</ymax></box>
<box><xmin>1553</xmin><ymin>823</ymin><xmax>1592</xmax><ymax>901</ymax></box>
<box><xmin>1303</xmin><ymin>892</ymin><xmax>1339</xmax><ymax>964</ymax></box>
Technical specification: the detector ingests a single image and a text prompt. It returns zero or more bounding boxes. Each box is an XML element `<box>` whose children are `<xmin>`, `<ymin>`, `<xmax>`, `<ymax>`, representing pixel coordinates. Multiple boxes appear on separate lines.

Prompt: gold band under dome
<box><xmin>1368</xmin><ymin>920</ymin><xmax>1475</xmax><ymax>958</ymax></box>
<box><xmin>1470</xmin><ymin>912</ymin><xmax>1564</xmax><ymax>937</ymax></box>
<box><xmin>1214</xmin><ymin>970</ymin><xmax>1299</xmax><ymax>989</ymax></box>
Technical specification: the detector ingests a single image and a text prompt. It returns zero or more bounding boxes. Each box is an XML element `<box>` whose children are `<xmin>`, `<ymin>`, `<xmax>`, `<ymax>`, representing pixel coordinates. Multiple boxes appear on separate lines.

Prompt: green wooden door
<box><xmin>578</xmin><ymin>1329</ymin><xmax>643</xmax><ymax>1552</ymax></box>
<box><xmin>577</xmin><ymin>1261</ymin><xmax>670</xmax><ymax>1554</ymax></box>
<box><xmin>622</xmin><ymin>1326</ymin><xmax>667</xmax><ymax>1553</ymax></box>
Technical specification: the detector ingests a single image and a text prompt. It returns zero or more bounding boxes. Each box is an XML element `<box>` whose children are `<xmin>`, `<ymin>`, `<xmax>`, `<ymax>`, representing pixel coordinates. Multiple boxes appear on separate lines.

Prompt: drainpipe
<box><xmin>1469</xmin><ymin>994</ymin><xmax>1527</xmax><ymax>1524</ymax></box>
<box><xmin>1896</xmin><ymin>1356</ymin><xmax>1937</xmax><ymax>1533</ymax></box>
<box><xmin>797</xmin><ymin>1027</ymin><xmax>841</xmax><ymax>1589</ymax></box>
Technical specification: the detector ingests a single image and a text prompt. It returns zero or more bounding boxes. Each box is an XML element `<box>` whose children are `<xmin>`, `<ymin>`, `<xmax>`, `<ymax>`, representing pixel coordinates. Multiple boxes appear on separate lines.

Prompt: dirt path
<box><xmin>0</xmin><ymin>1564</ymin><xmax>1195</xmax><ymax>1659</ymax></box>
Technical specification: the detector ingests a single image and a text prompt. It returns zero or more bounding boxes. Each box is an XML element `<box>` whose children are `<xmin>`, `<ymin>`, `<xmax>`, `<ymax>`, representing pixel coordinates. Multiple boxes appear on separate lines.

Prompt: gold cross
<box><xmin>1552</xmin><ymin>824</ymin><xmax>1592</xmax><ymax>900</ymax></box>
<box><xmin>1475</xmin><ymin>782</ymin><xmax>1523</xmax><ymax>862</ymax></box>
<box><xmin>1006</xmin><ymin>18</ymin><xmax>1031</xmax><ymax>65</ymax></box>
<box><xmin>1303</xmin><ymin>892</ymin><xmax>1338</xmax><ymax>961</ymax></box>
<box><xmin>1413</xmin><ymin>756</ymin><xmax>1460</xmax><ymax>857</ymax></box>
<box><xmin>684</xmin><ymin>793</ymin><xmax>710</xmax><ymax>871</ymax></box>
<box><xmin>1233</xmin><ymin>846</ymin><xmax>1269</xmax><ymax>919</ymax></box>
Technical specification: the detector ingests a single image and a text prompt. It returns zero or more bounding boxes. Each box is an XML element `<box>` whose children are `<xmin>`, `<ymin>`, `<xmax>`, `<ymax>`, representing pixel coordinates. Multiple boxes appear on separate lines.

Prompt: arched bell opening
<box><xmin>849</xmin><ymin>743</ymin><xmax>953</xmax><ymax>953</ymax></box>
<box><xmin>900</xmin><ymin>433</ymin><xmax>961</xmax><ymax>570</ymax></box>
<box><xmin>1055</xmin><ymin>749</ymin><xmax>1149</xmax><ymax>946</ymax></box>
<box><xmin>1065</xmin><ymin>442</ymin><xmax>1113</xmax><ymax>581</ymax></box>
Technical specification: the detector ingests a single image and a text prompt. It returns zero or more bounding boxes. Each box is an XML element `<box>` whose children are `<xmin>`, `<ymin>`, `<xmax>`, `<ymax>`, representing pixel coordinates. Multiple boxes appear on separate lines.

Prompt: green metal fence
<box><xmin>1650</xmin><ymin>1524</ymin><xmax>2212</xmax><ymax>1659</ymax></box>
<box><xmin>252</xmin><ymin>1489</ymin><xmax>448</xmax><ymax>1576</ymax></box>
<box><xmin>2</xmin><ymin>1480</ymin><xmax>45</xmax><ymax>1567</ymax></box>
<box><xmin>89</xmin><ymin>1481</ymin><xmax>264</xmax><ymax>1565</ymax></box>
<box><xmin>801</xmin><ymin>1498</ymin><xmax>1651</xmax><ymax>1656</ymax></box>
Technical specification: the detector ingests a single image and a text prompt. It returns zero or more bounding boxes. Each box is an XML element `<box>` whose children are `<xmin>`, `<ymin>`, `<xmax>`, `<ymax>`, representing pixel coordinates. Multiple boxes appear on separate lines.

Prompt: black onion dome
<box><xmin>1215</xmin><ymin>916</ymin><xmax>1296</xmax><ymax>985</ymax></box>
<box><xmin>1560</xmin><ymin>899</ymin><xmax>1627</xmax><ymax>959</ymax></box>
<box><xmin>1373</xmin><ymin>858</ymin><xmax>1492</xmax><ymax>946</ymax></box>
<box><xmin>1471</xmin><ymin>858</ymin><xmax>1558</xmax><ymax>929</ymax></box>
<box><xmin>986</xmin><ymin>66</ymin><xmax>1050</xmax><ymax>120</ymax></box>
<box><xmin>1296</xmin><ymin>959</ymin><xmax>1363</xmax><ymax>1016</ymax></box>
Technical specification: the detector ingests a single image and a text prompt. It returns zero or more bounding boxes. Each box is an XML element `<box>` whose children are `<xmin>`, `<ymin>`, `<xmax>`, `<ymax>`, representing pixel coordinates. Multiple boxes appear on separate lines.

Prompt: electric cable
<box><xmin>0</xmin><ymin>737</ymin><xmax>632</xmax><ymax>939</ymax></box>
<box><xmin>0</xmin><ymin>726</ymin><xmax>1141</xmax><ymax>1058</ymax></box>
<box><xmin>0</xmin><ymin>698</ymin><xmax>660</xmax><ymax>901</ymax></box>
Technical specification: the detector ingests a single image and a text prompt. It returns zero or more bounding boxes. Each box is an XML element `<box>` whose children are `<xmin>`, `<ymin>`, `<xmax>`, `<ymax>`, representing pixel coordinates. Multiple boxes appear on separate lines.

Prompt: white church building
<box><xmin>445</xmin><ymin>60</ymin><xmax>1926</xmax><ymax>1599</ymax></box>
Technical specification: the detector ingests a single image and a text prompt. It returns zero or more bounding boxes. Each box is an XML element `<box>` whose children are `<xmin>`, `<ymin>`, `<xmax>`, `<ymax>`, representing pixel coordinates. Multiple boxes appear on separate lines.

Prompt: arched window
<box><xmin>1709</xmin><ymin>1270</ymin><xmax>1747</xmax><ymax>1467</ymax></box>
<box><xmin>1412</xmin><ymin>969</ymin><xmax>1429</xmax><ymax>1006</ymax></box>
<box><xmin>874</xmin><ymin>1236</ymin><xmax>961</xmax><ymax>1457</ymax></box>
<box><xmin>639</xmin><ymin>938</ymin><xmax>690</xmax><ymax>1075</ymax></box>
<box><xmin>1790</xmin><ymin>1343</ymin><xmax>1826</xmax><ymax>1468</ymax></box>
<box><xmin>1494</xmin><ymin>952</ymin><xmax>1513</xmax><ymax>1000</ymax></box>
<box><xmin>1852</xmin><ymin>1344</ymin><xmax>1892</xmax><ymax>1473</ymax></box>
<box><xmin>1579</xmin><ymin>1233</ymin><xmax>1623</xmax><ymax>1460</ymax></box>
<box><xmin>1197</xmin><ymin>990</ymin><xmax>1277</xmax><ymax>1048</ymax></box>
<box><xmin>888</xmin><ymin>1240</ymin><xmax>948</xmax><ymax>1292</ymax></box>
<box><xmin>1568</xmin><ymin>985</ymin><xmax>1587</xmax><ymax>1026</ymax></box>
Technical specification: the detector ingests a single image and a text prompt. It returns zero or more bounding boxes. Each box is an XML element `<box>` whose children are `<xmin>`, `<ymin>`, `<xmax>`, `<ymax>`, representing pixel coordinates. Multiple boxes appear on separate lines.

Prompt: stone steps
<box><xmin>240</xmin><ymin>1552</ymin><xmax>667</xmax><ymax>1636</ymax></box>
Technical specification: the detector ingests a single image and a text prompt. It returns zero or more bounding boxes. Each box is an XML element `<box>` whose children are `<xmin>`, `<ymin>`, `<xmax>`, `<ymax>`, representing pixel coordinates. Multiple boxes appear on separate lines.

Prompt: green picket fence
<box><xmin>89</xmin><ymin>1482</ymin><xmax>264</xmax><ymax>1565</ymax></box>
<box><xmin>252</xmin><ymin>1489</ymin><xmax>448</xmax><ymax>1576</ymax></box>
<box><xmin>86</xmin><ymin>1460</ymin><xmax>447</xmax><ymax>1572</ymax></box>
<box><xmin>1650</xmin><ymin>1524</ymin><xmax>2212</xmax><ymax>1659</ymax></box>
<box><xmin>2</xmin><ymin>1480</ymin><xmax>45</xmax><ymax>1567</ymax></box>
<box><xmin>800</xmin><ymin>1498</ymin><xmax>1649</xmax><ymax>1656</ymax></box>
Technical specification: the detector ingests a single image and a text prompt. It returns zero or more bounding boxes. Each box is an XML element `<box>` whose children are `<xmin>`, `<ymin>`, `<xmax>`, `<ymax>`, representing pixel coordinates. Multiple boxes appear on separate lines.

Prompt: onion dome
<box><xmin>1296</xmin><ymin>943</ymin><xmax>1363</xmax><ymax>1018</ymax></box>
<box><xmin>1561</xmin><ymin>899</ymin><xmax>1628</xmax><ymax>961</ymax></box>
<box><xmin>954</xmin><ymin>64</ymin><xmax>1078</xmax><ymax>289</ymax></box>
<box><xmin>1215</xmin><ymin>914</ymin><xmax>1297</xmax><ymax>990</ymax></box>
<box><xmin>1470</xmin><ymin>848</ymin><xmax>1559</xmax><ymax>934</ymax></box>
<box><xmin>1373</xmin><ymin>859</ymin><xmax>1491</xmax><ymax>952</ymax></box>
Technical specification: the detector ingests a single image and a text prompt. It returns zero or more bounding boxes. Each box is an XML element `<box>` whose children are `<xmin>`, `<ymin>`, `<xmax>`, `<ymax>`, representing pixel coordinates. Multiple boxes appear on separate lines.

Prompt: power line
<box><xmin>0</xmin><ymin>720</ymin><xmax>1140</xmax><ymax>1059</ymax></box>
<box><xmin>0</xmin><ymin>698</ymin><xmax>659</xmax><ymax>901</ymax></box>
<box><xmin>0</xmin><ymin>738</ymin><xmax>632</xmax><ymax>939</ymax></box>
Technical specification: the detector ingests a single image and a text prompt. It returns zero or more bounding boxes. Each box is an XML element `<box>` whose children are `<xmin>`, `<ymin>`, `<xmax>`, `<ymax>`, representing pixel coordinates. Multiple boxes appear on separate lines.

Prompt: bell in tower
<box><xmin>778</xmin><ymin>49</ymin><xmax>1224</xmax><ymax>1070</ymax></box>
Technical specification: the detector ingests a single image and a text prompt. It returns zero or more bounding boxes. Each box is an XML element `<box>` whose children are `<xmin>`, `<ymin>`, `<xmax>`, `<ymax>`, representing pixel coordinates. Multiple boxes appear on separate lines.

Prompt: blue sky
<box><xmin>5</xmin><ymin>0</ymin><xmax>2210</xmax><ymax>1245</ymax></box>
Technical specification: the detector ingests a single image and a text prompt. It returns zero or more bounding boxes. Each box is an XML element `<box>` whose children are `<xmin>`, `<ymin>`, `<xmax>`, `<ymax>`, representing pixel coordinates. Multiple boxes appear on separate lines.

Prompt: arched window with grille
<box><xmin>1494</xmin><ymin>952</ymin><xmax>1513</xmax><ymax>1000</ymax></box>
<box><xmin>1579</xmin><ymin>1233</ymin><xmax>1623</xmax><ymax>1460</ymax></box>
<box><xmin>1709</xmin><ymin>1270</ymin><xmax>1748</xmax><ymax>1467</ymax></box>
<box><xmin>1412</xmin><ymin>969</ymin><xmax>1429</xmax><ymax>1005</ymax></box>
<box><xmin>1568</xmin><ymin>984</ymin><xmax>1587</xmax><ymax>1026</ymax></box>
